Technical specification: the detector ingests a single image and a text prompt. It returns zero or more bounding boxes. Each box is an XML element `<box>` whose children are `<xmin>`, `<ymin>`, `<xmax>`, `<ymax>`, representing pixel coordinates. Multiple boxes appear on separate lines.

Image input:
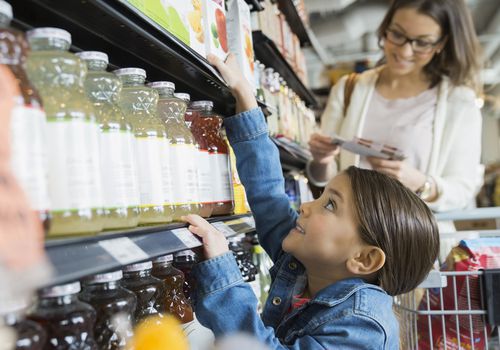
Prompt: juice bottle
<box><xmin>79</xmin><ymin>271</ymin><xmax>136</xmax><ymax>350</ymax></box>
<box><xmin>151</xmin><ymin>255</ymin><xmax>193</xmax><ymax>323</ymax></box>
<box><xmin>149</xmin><ymin>82</ymin><xmax>201</xmax><ymax>220</ymax></box>
<box><xmin>28</xmin><ymin>282</ymin><xmax>98</xmax><ymax>350</ymax></box>
<box><xmin>77</xmin><ymin>51</ymin><xmax>140</xmax><ymax>230</ymax></box>
<box><xmin>189</xmin><ymin>101</ymin><xmax>234</xmax><ymax>215</ymax></box>
<box><xmin>121</xmin><ymin>261</ymin><xmax>163</xmax><ymax>324</ymax></box>
<box><xmin>1</xmin><ymin>298</ymin><xmax>46</xmax><ymax>350</ymax></box>
<box><xmin>0</xmin><ymin>1</ymin><xmax>51</xmax><ymax>232</ymax></box>
<box><xmin>26</xmin><ymin>27</ymin><xmax>103</xmax><ymax>236</ymax></box>
<box><xmin>114</xmin><ymin>68</ymin><xmax>173</xmax><ymax>224</ymax></box>
<box><xmin>172</xmin><ymin>250</ymin><xmax>198</xmax><ymax>302</ymax></box>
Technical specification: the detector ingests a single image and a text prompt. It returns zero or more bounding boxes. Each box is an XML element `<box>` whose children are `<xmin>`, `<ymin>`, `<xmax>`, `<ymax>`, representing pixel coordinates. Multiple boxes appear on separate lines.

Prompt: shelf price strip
<box><xmin>171</xmin><ymin>228</ymin><xmax>201</xmax><ymax>249</ymax></box>
<box><xmin>211</xmin><ymin>222</ymin><xmax>238</xmax><ymax>238</ymax></box>
<box><xmin>98</xmin><ymin>237</ymin><xmax>149</xmax><ymax>265</ymax></box>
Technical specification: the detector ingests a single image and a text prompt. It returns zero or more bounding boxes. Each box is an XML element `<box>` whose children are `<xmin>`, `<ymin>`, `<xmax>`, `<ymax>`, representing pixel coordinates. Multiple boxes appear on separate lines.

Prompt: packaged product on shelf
<box><xmin>26</xmin><ymin>27</ymin><xmax>104</xmax><ymax>236</ymax></box>
<box><xmin>0</xmin><ymin>297</ymin><xmax>46</xmax><ymax>350</ymax></box>
<box><xmin>202</xmin><ymin>0</ymin><xmax>228</xmax><ymax>60</ymax></box>
<box><xmin>115</xmin><ymin>68</ymin><xmax>173</xmax><ymax>224</ymax></box>
<box><xmin>226</xmin><ymin>0</ymin><xmax>255</xmax><ymax>90</ymax></box>
<box><xmin>122</xmin><ymin>261</ymin><xmax>164</xmax><ymax>324</ymax></box>
<box><xmin>227</xmin><ymin>142</ymin><xmax>250</xmax><ymax>215</ymax></box>
<box><xmin>149</xmin><ymin>82</ymin><xmax>201</xmax><ymax>220</ymax></box>
<box><xmin>28</xmin><ymin>282</ymin><xmax>98</xmax><ymax>349</ymax></box>
<box><xmin>80</xmin><ymin>271</ymin><xmax>137</xmax><ymax>350</ymax></box>
<box><xmin>78</xmin><ymin>51</ymin><xmax>140</xmax><ymax>230</ymax></box>
<box><xmin>152</xmin><ymin>255</ymin><xmax>194</xmax><ymax>323</ymax></box>
<box><xmin>189</xmin><ymin>101</ymin><xmax>234</xmax><ymax>216</ymax></box>
<box><xmin>172</xmin><ymin>250</ymin><xmax>198</xmax><ymax>302</ymax></box>
<box><xmin>0</xmin><ymin>2</ymin><xmax>51</xmax><ymax>232</ymax></box>
<box><xmin>254</xmin><ymin>60</ymin><xmax>266</xmax><ymax>103</ymax></box>
<box><xmin>126</xmin><ymin>0</ymin><xmax>170</xmax><ymax>32</ymax></box>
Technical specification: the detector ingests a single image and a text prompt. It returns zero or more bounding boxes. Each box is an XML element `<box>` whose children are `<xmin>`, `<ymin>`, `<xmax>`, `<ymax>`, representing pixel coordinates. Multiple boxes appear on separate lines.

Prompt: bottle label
<box><xmin>161</xmin><ymin>139</ymin><xmax>173</xmax><ymax>204</ymax></box>
<box><xmin>10</xmin><ymin>105</ymin><xmax>50</xmax><ymax>211</ymax></box>
<box><xmin>45</xmin><ymin>118</ymin><xmax>97</xmax><ymax>211</ymax></box>
<box><xmin>135</xmin><ymin>137</ymin><xmax>165</xmax><ymax>207</ymax></box>
<box><xmin>197</xmin><ymin>150</ymin><xmax>214</xmax><ymax>203</ymax></box>
<box><xmin>212</xmin><ymin>153</ymin><xmax>232</xmax><ymax>202</ymax></box>
<box><xmin>89</xmin><ymin>121</ymin><xmax>104</xmax><ymax>209</ymax></box>
<box><xmin>170</xmin><ymin>144</ymin><xmax>199</xmax><ymax>205</ymax></box>
<box><xmin>100</xmin><ymin>130</ymin><xmax>140</xmax><ymax>208</ymax></box>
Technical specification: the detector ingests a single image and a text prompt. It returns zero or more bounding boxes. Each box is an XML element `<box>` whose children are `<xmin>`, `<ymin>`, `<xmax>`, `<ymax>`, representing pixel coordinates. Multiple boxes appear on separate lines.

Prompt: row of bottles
<box><xmin>1</xmin><ymin>0</ymin><xmax>236</xmax><ymax>237</ymax></box>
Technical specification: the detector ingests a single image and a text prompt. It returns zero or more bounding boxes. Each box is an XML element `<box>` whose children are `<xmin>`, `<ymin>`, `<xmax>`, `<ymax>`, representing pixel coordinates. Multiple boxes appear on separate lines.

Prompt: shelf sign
<box><xmin>211</xmin><ymin>222</ymin><xmax>237</xmax><ymax>237</ymax></box>
<box><xmin>171</xmin><ymin>228</ymin><xmax>201</xmax><ymax>249</ymax></box>
<box><xmin>98</xmin><ymin>237</ymin><xmax>149</xmax><ymax>265</ymax></box>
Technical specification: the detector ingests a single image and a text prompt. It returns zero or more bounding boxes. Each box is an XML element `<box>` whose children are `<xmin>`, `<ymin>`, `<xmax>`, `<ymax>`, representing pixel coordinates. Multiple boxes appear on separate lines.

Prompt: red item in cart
<box><xmin>417</xmin><ymin>238</ymin><xmax>500</xmax><ymax>350</ymax></box>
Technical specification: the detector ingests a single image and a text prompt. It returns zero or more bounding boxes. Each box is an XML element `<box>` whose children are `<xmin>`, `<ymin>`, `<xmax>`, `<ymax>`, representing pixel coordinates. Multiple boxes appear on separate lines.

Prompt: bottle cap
<box><xmin>0</xmin><ymin>1</ymin><xmax>13</xmax><ymax>20</ymax></box>
<box><xmin>123</xmin><ymin>261</ymin><xmax>153</xmax><ymax>272</ymax></box>
<box><xmin>39</xmin><ymin>282</ymin><xmax>81</xmax><ymax>298</ymax></box>
<box><xmin>147</xmin><ymin>81</ymin><xmax>175</xmax><ymax>90</ymax></box>
<box><xmin>190</xmin><ymin>100</ymin><xmax>213</xmax><ymax>109</ymax></box>
<box><xmin>76</xmin><ymin>51</ymin><xmax>109</xmax><ymax>64</ymax></box>
<box><xmin>153</xmin><ymin>254</ymin><xmax>174</xmax><ymax>263</ymax></box>
<box><xmin>26</xmin><ymin>27</ymin><xmax>72</xmax><ymax>45</ymax></box>
<box><xmin>83</xmin><ymin>270</ymin><xmax>123</xmax><ymax>284</ymax></box>
<box><xmin>113</xmin><ymin>67</ymin><xmax>146</xmax><ymax>78</ymax></box>
<box><xmin>174</xmin><ymin>93</ymin><xmax>190</xmax><ymax>102</ymax></box>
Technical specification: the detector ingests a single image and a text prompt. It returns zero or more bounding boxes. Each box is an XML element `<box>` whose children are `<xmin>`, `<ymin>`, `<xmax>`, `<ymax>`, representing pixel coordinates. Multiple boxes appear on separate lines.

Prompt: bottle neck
<box><xmin>39</xmin><ymin>294</ymin><xmax>78</xmax><ymax>307</ymax></box>
<box><xmin>119</xmin><ymin>75</ymin><xmax>146</xmax><ymax>87</ymax></box>
<box><xmin>156</xmin><ymin>87</ymin><xmax>175</xmax><ymax>98</ymax></box>
<box><xmin>84</xmin><ymin>281</ymin><xmax>120</xmax><ymax>291</ymax></box>
<box><xmin>123</xmin><ymin>269</ymin><xmax>152</xmax><ymax>279</ymax></box>
<box><xmin>85</xmin><ymin>60</ymin><xmax>107</xmax><ymax>71</ymax></box>
<box><xmin>0</xmin><ymin>14</ymin><xmax>10</xmax><ymax>28</ymax></box>
<box><xmin>29</xmin><ymin>37</ymin><xmax>71</xmax><ymax>52</ymax></box>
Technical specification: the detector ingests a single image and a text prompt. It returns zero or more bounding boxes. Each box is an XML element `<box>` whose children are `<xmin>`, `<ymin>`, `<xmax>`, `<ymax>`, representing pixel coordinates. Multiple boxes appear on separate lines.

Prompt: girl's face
<box><xmin>282</xmin><ymin>174</ymin><xmax>365</xmax><ymax>272</ymax></box>
<box><xmin>383</xmin><ymin>7</ymin><xmax>444</xmax><ymax>77</ymax></box>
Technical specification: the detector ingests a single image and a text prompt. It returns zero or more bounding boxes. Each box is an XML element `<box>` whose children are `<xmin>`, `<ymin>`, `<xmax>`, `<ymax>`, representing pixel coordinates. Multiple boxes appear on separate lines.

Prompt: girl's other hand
<box><xmin>366</xmin><ymin>157</ymin><xmax>426</xmax><ymax>192</ymax></box>
<box><xmin>308</xmin><ymin>133</ymin><xmax>341</xmax><ymax>164</ymax></box>
<box><xmin>182</xmin><ymin>214</ymin><xmax>229</xmax><ymax>260</ymax></box>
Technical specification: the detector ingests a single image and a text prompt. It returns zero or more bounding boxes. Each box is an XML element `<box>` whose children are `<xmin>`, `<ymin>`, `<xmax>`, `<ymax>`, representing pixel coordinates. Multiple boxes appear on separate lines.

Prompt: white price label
<box><xmin>211</xmin><ymin>222</ymin><xmax>237</xmax><ymax>237</ymax></box>
<box><xmin>172</xmin><ymin>228</ymin><xmax>201</xmax><ymax>248</ymax></box>
<box><xmin>98</xmin><ymin>237</ymin><xmax>148</xmax><ymax>265</ymax></box>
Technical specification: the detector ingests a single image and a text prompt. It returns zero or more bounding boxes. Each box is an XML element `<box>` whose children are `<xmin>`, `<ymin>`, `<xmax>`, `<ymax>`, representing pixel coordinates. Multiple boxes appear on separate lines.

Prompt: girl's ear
<box><xmin>346</xmin><ymin>246</ymin><xmax>386</xmax><ymax>276</ymax></box>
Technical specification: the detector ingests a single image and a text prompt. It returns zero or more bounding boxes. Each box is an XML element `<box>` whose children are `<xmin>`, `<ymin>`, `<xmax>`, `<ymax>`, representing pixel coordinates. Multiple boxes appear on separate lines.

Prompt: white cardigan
<box><xmin>318</xmin><ymin>67</ymin><xmax>483</xmax><ymax>212</ymax></box>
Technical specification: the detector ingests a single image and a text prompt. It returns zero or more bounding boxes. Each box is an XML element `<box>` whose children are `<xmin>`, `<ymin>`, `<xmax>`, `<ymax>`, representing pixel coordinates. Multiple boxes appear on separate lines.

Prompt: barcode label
<box><xmin>172</xmin><ymin>228</ymin><xmax>201</xmax><ymax>248</ymax></box>
<box><xmin>98</xmin><ymin>237</ymin><xmax>148</xmax><ymax>265</ymax></box>
<box><xmin>212</xmin><ymin>222</ymin><xmax>237</xmax><ymax>237</ymax></box>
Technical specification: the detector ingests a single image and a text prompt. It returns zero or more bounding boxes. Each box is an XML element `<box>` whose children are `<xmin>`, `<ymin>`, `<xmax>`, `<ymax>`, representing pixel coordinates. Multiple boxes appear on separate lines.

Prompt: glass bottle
<box><xmin>121</xmin><ymin>261</ymin><xmax>163</xmax><ymax>324</ymax></box>
<box><xmin>26</xmin><ymin>27</ymin><xmax>103</xmax><ymax>236</ymax></box>
<box><xmin>151</xmin><ymin>255</ymin><xmax>193</xmax><ymax>323</ymax></box>
<box><xmin>114</xmin><ymin>68</ymin><xmax>173</xmax><ymax>224</ymax></box>
<box><xmin>0</xmin><ymin>1</ymin><xmax>51</xmax><ymax>233</ymax></box>
<box><xmin>79</xmin><ymin>271</ymin><xmax>136</xmax><ymax>350</ymax></box>
<box><xmin>77</xmin><ymin>51</ymin><xmax>140</xmax><ymax>230</ymax></box>
<box><xmin>1</xmin><ymin>298</ymin><xmax>46</xmax><ymax>350</ymax></box>
<box><xmin>148</xmin><ymin>82</ymin><xmax>201</xmax><ymax>220</ymax></box>
<box><xmin>28</xmin><ymin>282</ymin><xmax>98</xmax><ymax>350</ymax></box>
<box><xmin>228</xmin><ymin>236</ymin><xmax>256</xmax><ymax>283</ymax></box>
<box><xmin>189</xmin><ymin>101</ymin><xmax>234</xmax><ymax>216</ymax></box>
<box><xmin>172</xmin><ymin>250</ymin><xmax>197</xmax><ymax>302</ymax></box>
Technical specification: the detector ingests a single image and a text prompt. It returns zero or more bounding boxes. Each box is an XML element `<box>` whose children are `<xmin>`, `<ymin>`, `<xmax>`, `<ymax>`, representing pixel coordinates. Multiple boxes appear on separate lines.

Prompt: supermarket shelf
<box><xmin>245</xmin><ymin>0</ymin><xmax>265</xmax><ymax>12</ymax></box>
<box><xmin>44</xmin><ymin>214</ymin><xmax>255</xmax><ymax>287</ymax></box>
<box><xmin>277</xmin><ymin>0</ymin><xmax>311</xmax><ymax>47</ymax></box>
<box><xmin>434</xmin><ymin>207</ymin><xmax>500</xmax><ymax>222</ymax></box>
<box><xmin>11</xmin><ymin>0</ymin><xmax>237</xmax><ymax>116</ymax></box>
<box><xmin>253</xmin><ymin>31</ymin><xmax>317</xmax><ymax>107</ymax></box>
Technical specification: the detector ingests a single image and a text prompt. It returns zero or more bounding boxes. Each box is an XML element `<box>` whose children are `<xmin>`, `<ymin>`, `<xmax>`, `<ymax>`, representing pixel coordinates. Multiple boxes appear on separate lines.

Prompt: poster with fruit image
<box><xmin>202</xmin><ymin>0</ymin><xmax>228</xmax><ymax>60</ymax></box>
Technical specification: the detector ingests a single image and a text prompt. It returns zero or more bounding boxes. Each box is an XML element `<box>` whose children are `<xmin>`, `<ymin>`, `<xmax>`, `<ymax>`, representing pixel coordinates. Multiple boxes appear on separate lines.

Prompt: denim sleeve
<box><xmin>193</xmin><ymin>253</ymin><xmax>389</xmax><ymax>349</ymax></box>
<box><xmin>224</xmin><ymin>108</ymin><xmax>298</xmax><ymax>262</ymax></box>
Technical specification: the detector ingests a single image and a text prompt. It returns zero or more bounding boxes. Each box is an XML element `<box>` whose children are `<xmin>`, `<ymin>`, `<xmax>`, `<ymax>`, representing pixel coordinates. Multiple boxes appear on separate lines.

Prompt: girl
<box><xmin>181</xmin><ymin>51</ymin><xmax>440</xmax><ymax>348</ymax></box>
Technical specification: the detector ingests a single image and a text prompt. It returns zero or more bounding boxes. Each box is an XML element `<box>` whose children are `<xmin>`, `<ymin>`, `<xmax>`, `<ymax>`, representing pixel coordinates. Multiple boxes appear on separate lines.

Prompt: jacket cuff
<box><xmin>193</xmin><ymin>252</ymin><xmax>244</xmax><ymax>296</ymax></box>
<box><xmin>223</xmin><ymin>108</ymin><xmax>268</xmax><ymax>144</ymax></box>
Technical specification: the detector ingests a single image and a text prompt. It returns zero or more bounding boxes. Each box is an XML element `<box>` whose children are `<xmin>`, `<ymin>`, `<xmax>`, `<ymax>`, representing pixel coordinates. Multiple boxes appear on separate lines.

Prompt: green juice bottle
<box><xmin>114</xmin><ymin>68</ymin><xmax>173</xmax><ymax>224</ymax></box>
<box><xmin>26</xmin><ymin>27</ymin><xmax>103</xmax><ymax>236</ymax></box>
<box><xmin>77</xmin><ymin>51</ymin><xmax>140</xmax><ymax>230</ymax></box>
<box><xmin>148</xmin><ymin>82</ymin><xmax>201</xmax><ymax>220</ymax></box>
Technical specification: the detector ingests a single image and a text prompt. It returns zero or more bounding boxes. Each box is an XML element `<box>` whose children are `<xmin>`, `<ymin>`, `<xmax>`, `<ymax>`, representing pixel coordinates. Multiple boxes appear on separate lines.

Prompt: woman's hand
<box><xmin>367</xmin><ymin>157</ymin><xmax>426</xmax><ymax>192</ymax></box>
<box><xmin>308</xmin><ymin>133</ymin><xmax>341</xmax><ymax>164</ymax></box>
<box><xmin>182</xmin><ymin>214</ymin><xmax>229</xmax><ymax>260</ymax></box>
<box><xmin>207</xmin><ymin>53</ymin><xmax>257</xmax><ymax>113</ymax></box>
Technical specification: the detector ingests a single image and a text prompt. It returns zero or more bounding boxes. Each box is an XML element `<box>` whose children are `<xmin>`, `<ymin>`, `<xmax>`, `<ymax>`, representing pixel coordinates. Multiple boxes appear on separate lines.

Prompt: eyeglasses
<box><xmin>384</xmin><ymin>29</ymin><xmax>442</xmax><ymax>54</ymax></box>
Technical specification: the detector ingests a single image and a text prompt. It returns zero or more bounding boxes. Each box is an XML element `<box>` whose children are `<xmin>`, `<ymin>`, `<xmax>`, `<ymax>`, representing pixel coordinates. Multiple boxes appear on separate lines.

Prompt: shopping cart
<box><xmin>394</xmin><ymin>208</ymin><xmax>500</xmax><ymax>350</ymax></box>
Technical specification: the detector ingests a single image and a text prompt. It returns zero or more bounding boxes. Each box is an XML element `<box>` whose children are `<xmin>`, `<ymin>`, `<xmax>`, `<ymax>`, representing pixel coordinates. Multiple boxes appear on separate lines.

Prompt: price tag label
<box><xmin>98</xmin><ymin>237</ymin><xmax>149</xmax><ymax>265</ymax></box>
<box><xmin>212</xmin><ymin>222</ymin><xmax>237</xmax><ymax>237</ymax></box>
<box><xmin>172</xmin><ymin>228</ymin><xmax>201</xmax><ymax>248</ymax></box>
<box><xmin>242</xmin><ymin>216</ymin><xmax>256</xmax><ymax>229</ymax></box>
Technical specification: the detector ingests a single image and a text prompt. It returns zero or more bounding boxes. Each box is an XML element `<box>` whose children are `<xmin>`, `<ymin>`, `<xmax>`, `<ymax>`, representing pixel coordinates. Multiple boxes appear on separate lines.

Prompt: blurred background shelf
<box><xmin>277</xmin><ymin>0</ymin><xmax>311</xmax><ymax>47</ymax></box>
<box><xmin>245</xmin><ymin>0</ymin><xmax>265</xmax><ymax>12</ymax></box>
<box><xmin>45</xmin><ymin>214</ymin><xmax>255</xmax><ymax>287</ymax></box>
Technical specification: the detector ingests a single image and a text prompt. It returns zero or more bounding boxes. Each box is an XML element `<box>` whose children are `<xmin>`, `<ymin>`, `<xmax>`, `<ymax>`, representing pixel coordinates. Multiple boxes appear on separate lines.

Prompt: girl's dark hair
<box><xmin>345</xmin><ymin>166</ymin><xmax>439</xmax><ymax>296</ymax></box>
<box><xmin>377</xmin><ymin>0</ymin><xmax>482</xmax><ymax>93</ymax></box>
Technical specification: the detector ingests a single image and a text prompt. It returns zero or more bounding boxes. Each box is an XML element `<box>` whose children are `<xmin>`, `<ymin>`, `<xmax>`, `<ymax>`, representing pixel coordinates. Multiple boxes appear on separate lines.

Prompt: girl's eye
<box><xmin>324</xmin><ymin>199</ymin><xmax>336</xmax><ymax>212</ymax></box>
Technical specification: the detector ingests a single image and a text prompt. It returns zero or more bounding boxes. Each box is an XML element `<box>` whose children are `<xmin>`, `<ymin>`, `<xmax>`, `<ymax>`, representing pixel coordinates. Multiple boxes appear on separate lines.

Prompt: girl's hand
<box><xmin>367</xmin><ymin>157</ymin><xmax>426</xmax><ymax>192</ymax></box>
<box><xmin>182</xmin><ymin>214</ymin><xmax>229</xmax><ymax>260</ymax></box>
<box><xmin>207</xmin><ymin>53</ymin><xmax>257</xmax><ymax>113</ymax></box>
<box><xmin>308</xmin><ymin>133</ymin><xmax>341</xmax><ymax>164</ymax></box>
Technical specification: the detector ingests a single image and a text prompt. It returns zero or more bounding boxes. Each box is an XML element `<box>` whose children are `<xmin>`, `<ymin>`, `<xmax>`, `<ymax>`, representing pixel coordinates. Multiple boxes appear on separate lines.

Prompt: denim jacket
<box><xmin>193</xmin><ymin>108</ymin><xmax>399</xmax><ymax>349</ymax></box>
